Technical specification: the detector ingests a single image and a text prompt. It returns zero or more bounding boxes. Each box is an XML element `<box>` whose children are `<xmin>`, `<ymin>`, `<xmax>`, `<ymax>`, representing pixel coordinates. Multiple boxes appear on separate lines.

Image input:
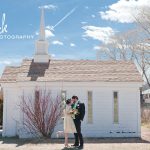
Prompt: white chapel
<box><xmin>0</xmin><ymin>9</ymin><xmax>143</xmax><ymax>138</ymax></box>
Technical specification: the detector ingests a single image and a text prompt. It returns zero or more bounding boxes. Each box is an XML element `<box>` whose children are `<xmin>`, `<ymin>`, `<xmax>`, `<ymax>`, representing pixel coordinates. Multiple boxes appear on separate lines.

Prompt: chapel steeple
<box><xmin>39</xmin><ymin>8</ymin><xmax>45</xmax><ymax>41</ymax></box>
<box><xmin>34</xmin><ymin>8</ymin><xmax>50</xmax><ymax>63</ymax></box>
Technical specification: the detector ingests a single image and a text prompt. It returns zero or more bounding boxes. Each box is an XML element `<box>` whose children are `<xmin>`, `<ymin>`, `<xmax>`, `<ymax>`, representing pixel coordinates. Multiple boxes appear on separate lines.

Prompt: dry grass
<box><xmin>141</xmin><ymin>107</ymin><xmax>150</xmax><ymax>124</ymax></box>
<box><xmin>0</xmin><ymin>126</ymin><xmax>150</xmax><ymax>150</ymax></box>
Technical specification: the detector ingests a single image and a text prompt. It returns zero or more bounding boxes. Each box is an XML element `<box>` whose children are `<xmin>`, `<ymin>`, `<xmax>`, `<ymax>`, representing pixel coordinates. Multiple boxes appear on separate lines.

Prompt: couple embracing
<box><xmin>63</xmin><ymin>96</ymin><xmax>85</xmax><ymax>149</ymax></box>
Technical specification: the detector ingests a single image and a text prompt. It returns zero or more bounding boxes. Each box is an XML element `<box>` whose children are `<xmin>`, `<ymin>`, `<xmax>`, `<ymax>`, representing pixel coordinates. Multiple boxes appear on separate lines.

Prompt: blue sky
<box><xmin>0</xmin><ymin>0</ymin><xmax>149</xmax><ymax>75</ymax></box>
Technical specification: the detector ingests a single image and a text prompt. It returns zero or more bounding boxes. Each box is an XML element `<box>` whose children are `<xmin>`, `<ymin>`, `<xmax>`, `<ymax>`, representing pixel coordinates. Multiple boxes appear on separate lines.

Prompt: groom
<box><xmin>71</xmin><ymin>96</ymin><xmax>85</xmax><ymax>149</ymax></box>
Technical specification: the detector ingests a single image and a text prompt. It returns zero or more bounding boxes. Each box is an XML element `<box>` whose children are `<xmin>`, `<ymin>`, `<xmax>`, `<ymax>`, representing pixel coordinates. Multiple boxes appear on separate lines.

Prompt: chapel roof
<box><xmin>0</xmin><ymin>59</ymin><xmax>143</xmax><ymax>83</ymax></box>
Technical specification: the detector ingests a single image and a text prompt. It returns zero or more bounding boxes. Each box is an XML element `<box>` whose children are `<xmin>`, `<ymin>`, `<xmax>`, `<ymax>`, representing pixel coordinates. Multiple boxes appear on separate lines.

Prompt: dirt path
<box><xmin>0</xmin><ymin>127</ymin><xmax>150</xmax><ymax>150</ymax></box>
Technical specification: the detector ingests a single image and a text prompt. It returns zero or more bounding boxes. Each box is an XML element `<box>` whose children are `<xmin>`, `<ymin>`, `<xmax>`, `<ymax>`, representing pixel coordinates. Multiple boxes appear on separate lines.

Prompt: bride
<box><xmin>63</xmin><ymin>99</ymin><xmax>76</xmax><ymax>148</ymax></box>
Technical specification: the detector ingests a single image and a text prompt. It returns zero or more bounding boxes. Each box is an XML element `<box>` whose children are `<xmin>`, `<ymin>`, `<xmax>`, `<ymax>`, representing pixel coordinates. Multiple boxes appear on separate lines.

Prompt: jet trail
<box><xmin>53</xmin><ymin>7</ymin><xmax>77</xmax><ymax>29</ymax></box>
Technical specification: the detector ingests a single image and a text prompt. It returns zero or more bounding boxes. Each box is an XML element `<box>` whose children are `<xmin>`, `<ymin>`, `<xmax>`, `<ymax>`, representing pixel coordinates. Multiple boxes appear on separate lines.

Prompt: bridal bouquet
<box><xmin>69</xmin><ymin>109</ymin><xmax>79</xmax><ymax>119</ymax></box>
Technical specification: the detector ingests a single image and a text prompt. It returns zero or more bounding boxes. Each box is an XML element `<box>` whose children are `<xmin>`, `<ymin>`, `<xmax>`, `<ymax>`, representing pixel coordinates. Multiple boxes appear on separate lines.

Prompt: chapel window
<box><xmin>113</xmin><ymin>91</ymin><xmax>119</xmax><ymax>124</ymax></box>
<box><xmin>88</xmin><ymin>91</ymin><xmax>93</xmax><ymax>124</ymax></box>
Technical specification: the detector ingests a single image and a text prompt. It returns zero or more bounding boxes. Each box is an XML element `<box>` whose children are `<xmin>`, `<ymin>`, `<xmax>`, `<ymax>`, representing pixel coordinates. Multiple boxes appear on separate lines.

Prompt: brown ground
<box><xmin>0</xmin><ymin>126</ymin><xmax>150</xmax><ymax>150</ymax></box>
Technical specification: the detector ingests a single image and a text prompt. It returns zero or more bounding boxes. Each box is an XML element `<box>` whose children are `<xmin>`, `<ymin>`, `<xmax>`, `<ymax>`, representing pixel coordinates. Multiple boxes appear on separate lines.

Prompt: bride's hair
<box><xmin>72</xmin><ymin>95</ymin><xmax>78</xmax><ymax>100</ymax></box>
<box><xmin>65</xmin><ymin>99</ymin><xmax>71</xmax><ymax>105</ymax></box>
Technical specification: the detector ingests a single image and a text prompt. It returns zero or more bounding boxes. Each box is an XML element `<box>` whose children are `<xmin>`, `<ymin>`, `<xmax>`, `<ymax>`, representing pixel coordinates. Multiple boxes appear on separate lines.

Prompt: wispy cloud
<box><xmin>53</xmin><ymin>7</ymin><xmax>77</xmax><ymax>29</ymax></box>
<box><xmin>35</xmin><ymin>26</ymin><xmax>54</xmax><ymax>39</ymax></box>
<box><xmin>100</xmin><ymin>0</ymin><xmax>150</xmax><ymax>23</ymax></box>
<box><xmin>81</xmin><ymin>21</ymin><xmax>88</xmax><ymax>25</ymax></box>
<box><xmin>54</xmin><ymin>54</ymin><xmax>79</xmax><ymax>60</ymax></box>
<box><xmin>91</xmin><ymin>15</ymin><xmax>96</xmax><ymax>18</ymax></box>
<box><xmin>52</xmin><ymin>40</ymin><xmax>64</xmax><ymax>46</ymax></box>
<box><xmin>46</xmin><ymin>25</ymin><xmax>54</xmax><ymax>31</ymax></box>
<box><xmin>0</xmin><ymin>60</ymin><xmax>15</xmax><ymax>65</ymax></box>
<box><xmin>82</xmin><ymin>25</ymin><xmax>116</xmax><ymax>44</ymax></box>
<box><xmin>45</xmin><ymin>30</ymin><xmax>54</xmax><ymax>38</ymax></box>
<box><xmin>70</xmin><ymin>43</ymin><xmax>76</xmax><ymax>47</ymax></box>
<box><xmin>85</xmin><ymin>6</ymin><xmax>89</xmax><ymax>9</ymax></box>
<box><xmin>39</xmin><ymin>4</ymin><xmax>57</xmax><ymax>10</ymax></box>
<box><xmin>0</xmin><ymin>58</ymin><xmax>22</xmax><ymax>65</ymax></box>
<box><xmin>51</xmin><ymin>54</ymin><xmax>56</xmax><ymax>58</ymax></box>
<box><xmin>93</xmin><ymin>46</ymin><xmax>100</xmax><ymax>50</ymax></box>
<box><xmin>0</xmin><ymin>58</ymin><xmax>23</xmax><ymax>76</ymax></box>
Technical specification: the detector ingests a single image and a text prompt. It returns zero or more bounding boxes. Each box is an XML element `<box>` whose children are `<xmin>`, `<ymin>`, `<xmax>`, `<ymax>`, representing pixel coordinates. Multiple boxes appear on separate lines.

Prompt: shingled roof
<box><xmin>0</xmin><ymin>59</ymin><xmax>143</xmax><ymax>83</ymax></box>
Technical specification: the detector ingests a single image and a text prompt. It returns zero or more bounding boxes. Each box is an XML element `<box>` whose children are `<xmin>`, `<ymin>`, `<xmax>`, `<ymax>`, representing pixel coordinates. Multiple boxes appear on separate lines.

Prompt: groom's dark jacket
<box><xmin>72</xmin><ymin>102</ymin><xmax>85</xmax><ymax>121</ymax></box>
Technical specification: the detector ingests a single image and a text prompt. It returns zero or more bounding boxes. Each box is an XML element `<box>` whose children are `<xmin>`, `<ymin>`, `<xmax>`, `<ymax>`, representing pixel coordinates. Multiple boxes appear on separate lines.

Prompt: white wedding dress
<box><xmin>64</xmin><ymin>105</ymin><xmax>77</xmax><ymax>133</ymax></box>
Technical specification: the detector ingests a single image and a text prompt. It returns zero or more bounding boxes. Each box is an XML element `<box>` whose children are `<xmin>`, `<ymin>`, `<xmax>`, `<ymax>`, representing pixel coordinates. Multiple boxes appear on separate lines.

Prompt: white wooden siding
<box><xmin>2</xmin><ymin>82</ymin><xmax>141</xmax><ymax>138</ymax></box>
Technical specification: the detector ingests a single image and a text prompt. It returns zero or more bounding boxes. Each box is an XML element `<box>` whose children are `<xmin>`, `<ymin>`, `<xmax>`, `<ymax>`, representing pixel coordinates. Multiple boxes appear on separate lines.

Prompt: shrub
<box><xmin>20</xmin><ymin>89</ymin><xmax>63</xmax><ymax>138</ymax></box>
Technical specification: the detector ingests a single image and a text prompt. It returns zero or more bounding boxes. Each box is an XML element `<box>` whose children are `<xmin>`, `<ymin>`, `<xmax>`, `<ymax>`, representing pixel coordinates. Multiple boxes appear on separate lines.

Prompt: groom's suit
<box><xmin>72</xmin><ymin>101</ymin><xmax>85</xmax><ymax>147</ymax></box>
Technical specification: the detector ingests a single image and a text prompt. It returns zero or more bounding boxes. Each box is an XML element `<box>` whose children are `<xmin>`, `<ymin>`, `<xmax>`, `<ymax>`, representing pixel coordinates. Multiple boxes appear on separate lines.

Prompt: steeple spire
<box><xmin>39</xmin><ymin>8</ymin><xmax>45</xmax><ymax>41</ymax></box>
<box><xmin>33</xmin><ymin>8</ymin><xmax>50</xmax><ymax>63</ymax></box>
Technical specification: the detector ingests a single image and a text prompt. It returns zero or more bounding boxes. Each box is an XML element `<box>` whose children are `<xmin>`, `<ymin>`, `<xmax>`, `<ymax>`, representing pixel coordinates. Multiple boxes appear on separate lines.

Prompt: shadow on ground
<box><xmin>61</xmin><ymin>147</ymin><xmax>77</xmax><ymax>150</ymax></box>
<box><xmin>0</xmin><ymin>136</ymin><xmax>150</xmax><ymax>148</ymax></box>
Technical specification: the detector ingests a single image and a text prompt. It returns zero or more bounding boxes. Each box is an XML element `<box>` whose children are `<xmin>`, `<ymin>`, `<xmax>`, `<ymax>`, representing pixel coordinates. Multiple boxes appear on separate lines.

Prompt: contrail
<box><xmin>53</xmin><ymin>7</ymin><xmax>77</xmax><ymax>29</ymax></box>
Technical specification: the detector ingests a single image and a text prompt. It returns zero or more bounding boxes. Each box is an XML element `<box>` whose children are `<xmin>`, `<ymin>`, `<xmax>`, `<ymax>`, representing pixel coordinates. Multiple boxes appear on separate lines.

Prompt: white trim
<box><xmin>137</xmin><ymin>89</ymin><xmax>141</xmax><ymax>137</ymax></box>
<box><xmin>1</xmin><ymin>81</ymin><xmax>142</xmax><ymax>88</ymax></box>
<box><xmin>2</xmin><ymin>89</ymin><xmax>7</xmax><ymax>136</ymax></box>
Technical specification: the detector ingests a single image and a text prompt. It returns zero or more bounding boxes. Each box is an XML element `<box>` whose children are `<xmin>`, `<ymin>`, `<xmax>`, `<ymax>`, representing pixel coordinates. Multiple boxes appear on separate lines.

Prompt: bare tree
<box><xmin>20</xmin><ymin>89</ymin><xmax>63</xmax><ymax>138</ymax></box>
<box><xmin>131</xmin><ymin>42</ymin><xmax>150</xmax><ymax>87</ymax></box>
<box><xmin>133</xmin><ymin>7</ymin><xmax>150</xmax><ymax>87</ymax></box>
<box><xmin>97</xmin><ymin>10</ymin><xmax>150</xmax><ymax>86</ymax></box>
<box><xmin>134</xmin><ymin>6</ymin><xmax>150</xmax><ymax>37</ymax></box>
<box><xmin>97</xmin><ymin>31</ymin><xmax>135</xmax><ymax>61</ymax></box>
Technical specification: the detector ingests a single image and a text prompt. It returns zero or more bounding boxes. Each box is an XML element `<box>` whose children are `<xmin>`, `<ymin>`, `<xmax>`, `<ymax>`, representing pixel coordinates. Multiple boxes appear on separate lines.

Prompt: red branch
<box><xmin>20</xmin><ymin>89</ymin><xmax>63</xmax><ymax>138</ymax></box>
